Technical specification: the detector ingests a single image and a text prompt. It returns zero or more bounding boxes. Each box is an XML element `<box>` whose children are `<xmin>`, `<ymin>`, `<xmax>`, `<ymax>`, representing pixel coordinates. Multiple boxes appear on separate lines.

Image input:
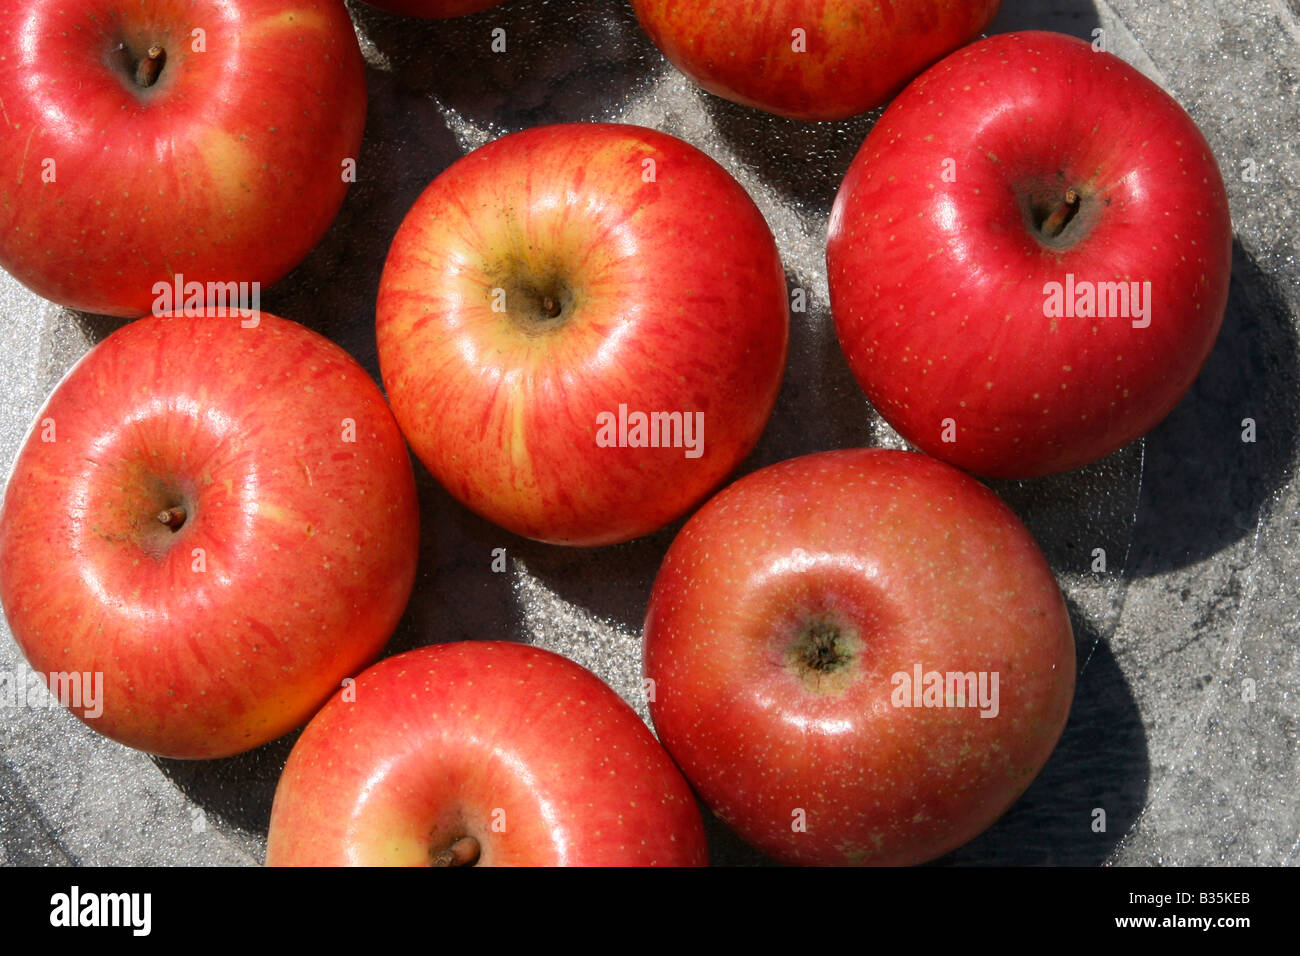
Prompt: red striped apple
<box><xmin>267</xmin><ymin>641</ymin><xmax>709</xmax><ymax>866</ymax></box>
<box><xmin>376</xmin><ymin>122</ymin><xmax>788</xmax><ymax>546</ymax></box>
<box><xmin>630</xmin><ymin>0</ymin><xmax>1001</xmax><ymax>121</ymax></box>
<box><xmin>0</xmin><ymin>0</ymin><xmax>366</xmax><ymax>317</ymax></box>
<box><xmin>0</xmin><ymin>312</ymin><xmax>419</xmax><ymax>758</ymax></box>
<box><xmin>827</xmin><ymin>31</ymin><xmax>1233</xmax><ymax>476</ymax></box>
<box><xmin>643</xmin><ymin>448</ymin><xmax>1075</xmax><ymax>865</ymax></box>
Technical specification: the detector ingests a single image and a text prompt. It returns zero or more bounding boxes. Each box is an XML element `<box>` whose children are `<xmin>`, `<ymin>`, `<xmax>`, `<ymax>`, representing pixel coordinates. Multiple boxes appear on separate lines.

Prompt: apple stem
<box><xmin>431</xmin><ymin>836</ymin><xmax>480</xmax><ymax>867</ymax></box>
<box><xmin>541</xmin><ymin>296</ymin><xmax>561</xmax><ymax>319</ymax></box>
<box><xmin>135</xmin><ymin>46</ymin><xmax>166</xmax><ymax>88</ymax></box>
<box><xmin>1041</xmin><ymin>189</ymin><xmax>1081</xmax><ymax>239</ymax></box>
<box><xmin>156</xmin><ymin>506</ymin><xmax>187</xmax><ymax>529</ymax></box>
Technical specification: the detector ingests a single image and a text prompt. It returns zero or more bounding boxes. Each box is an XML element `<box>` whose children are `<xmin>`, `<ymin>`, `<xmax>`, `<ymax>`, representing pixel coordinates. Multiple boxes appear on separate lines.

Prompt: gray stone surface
<box><xmin>0</xmin><ymin>0</ymin><xmax>1296</xmax><ymax>865</ymax></box>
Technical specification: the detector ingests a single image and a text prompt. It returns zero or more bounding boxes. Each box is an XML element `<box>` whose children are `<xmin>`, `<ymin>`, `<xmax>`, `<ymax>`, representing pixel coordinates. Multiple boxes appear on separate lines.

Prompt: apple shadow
<box><xmin>152</xmin><ymin>732</ymin><xmax>298</xmax><ymax>842</ymax></box>
<box><xmin>253</xmin><ymin>66</ymin><xmax>465</xmax><ymax>379</ymax></box>
<box><xmin>986</xmin><ymin>447</ymin><xmax>1144</xmax><ymax>578</ymax></box>
<box><xmin>348</xmin><ymin>0</ymin><xmax>659</xmax><ymax>131</ymax></box>
<box><xmin>746</xmin><ymin>272</ymin><xmax>886</xmax><ymax>464</ymax></box>
<box><xmin>65</xmin><ymin>311</ymin><xmax>133</xmax><ymax>345</ymax></box>
<box><xmin>379</xmin><ymin>460</ymin><xmax>536</xmax><ymax>654</ymax></box>
<box><xmin>0</xmin><ymin>759</ymin><xmax>74</xmax><ymax>864</ymax></box>
<box><xmin>394</xmin><ymin>458</ymin><xmax>682</xmax><ymax>646</ymax></box>
<box><xmin>987</xmin><ymin>0</ymin><xmax>1103</xmax><ymax>37</ymax></box>
<box><xmin>1120</xmin><ymin>241</ymin><xmax>1299</xmax><ymax>577</ymax></box>
<box><xmin>991</xmin><ymin>240</ymin><xmax>1299</xmax><ymax>581</ymax></box>
<box><xmin>928</xmin><ymin>599</ymin><xmax>1149</xmax><ymax>866</ymax></box>
<box><xmin>699</xmin><ymin>94</ymin><xmax>881</xmax><ymax>214</ymax></box>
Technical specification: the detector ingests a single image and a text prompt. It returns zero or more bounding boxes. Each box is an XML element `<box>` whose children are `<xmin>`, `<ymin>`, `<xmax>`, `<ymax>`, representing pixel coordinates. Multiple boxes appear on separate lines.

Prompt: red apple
<box><xmin>0</xmin><ymin>312</ymin><xmax>419</xmax><ymax>758</ymax></box>
<box><xmin>643</xmin><ymin>448</ymin><xmax>1075</xmax><ymax>866</ymax></box>
<box><xmin>357</xmin><ymin>0</ymin><xmax>506</xmax><ymax>16</ymax></box>
<box><xmin>0</xmin><ymin>0</ymin><xmax>366</xmax><ymax>317</ymax></box>
<box><xmin>376</xmin><ymin>122</ymin><xmax>788</xmax><ymax>546</ymax></box>
<box><xmin>266</xmin><ymin>641</ymin><xmax>709</xmax><ymax>866</ymax></box>
<box><xmin>827</xmin><ymin>31</ymin><xmax>1233</xmax><ymax>477</ymax></box>
<box><xmin>630</xmin><ymin>0</ymin><xmax>1000</xmax><ymax>121</ymax></box>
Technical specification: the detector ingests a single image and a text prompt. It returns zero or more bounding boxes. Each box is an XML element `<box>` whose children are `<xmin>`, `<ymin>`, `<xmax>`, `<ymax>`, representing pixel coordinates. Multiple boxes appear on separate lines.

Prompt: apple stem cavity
<box><xmin>1041</xmin><ymin>189</ymin><xmax>1081</xmax><ymax>239</ymax></box>
<box><xmin>800</xmin><ymin>620</ymin><xmax>849</xmax><ymax>673</ymax></box>
<box><xmin>785</xmin><ymin>616</ymin><xmax>860</xmax><ymax>694</ymax></box>
<box><xmin>156</xmin><ymin>505</ymin><xmax>187</xmax><ymax>530</ymax></box>
<box><xmin>430</xmin><ymin>836</ymin><xmax>480</xmax><ymax>867</ymax></box>
<box><xmin>135</xmin><ymin>45</ymin><xmax>166</xmax><ymax>88</ymax></box>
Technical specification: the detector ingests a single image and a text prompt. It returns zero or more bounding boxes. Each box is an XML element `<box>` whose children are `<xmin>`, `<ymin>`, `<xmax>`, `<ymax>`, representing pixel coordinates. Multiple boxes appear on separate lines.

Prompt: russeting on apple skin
<box><xmin>266</xmin><ymin>641</ymin><xmax>710</xmax><ymax>866</ymax></box>
<box><xmin>827</xmin><ymin>31</ymin><xmax>1233</xmax><ymax>477</ymax></box>
<box><xmin>630</xmin><ymin>0</ymin><xmax>1001</xmax><ymax>121</ymax></box>
<box><xmin>0</xmin><ymin>312</ymin><xmax>419</xmax><ymax>759</ymax></box>
<box><xmin>0</xmin><ymin>0</ymin><xmax>366</xmax><ymax>317</ymax></box>
<box><xmin>376</xmin><ymin>122</ymin><xmax>789</xmax><ymax>546</ymax></box>
<box><xmin>643</xmin><ymin>448</ymin><xmax>1076</xmax><ymax>866</ymax></box>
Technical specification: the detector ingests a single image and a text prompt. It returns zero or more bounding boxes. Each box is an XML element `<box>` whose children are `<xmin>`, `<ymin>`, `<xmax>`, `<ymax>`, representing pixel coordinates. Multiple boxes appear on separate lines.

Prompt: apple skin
<box><xmin>0</xmin><ymin>312</ymin><xmax>419</xmax><ymax>759</ymax></box>
<box><xmin>0</xmin><ymin>0</ymin><xmax>366</xmax><ymax>318</ymax></box>
<box><xmin>376</xmin><ymin>122</ymin><xmax>788</xmax><ymax>546</ymax></box>
<box><xmin>357</xmin><ymin>0</ymin><xmax>506</xmax><ymax>16</ymax></box>
<box><xmin>630</xmin><ymin>0</ymin><xmax>1000</xmax><ymax>121</ymax></box>
<box><xmin>643</xmin><ymin>448</ymin><xmax>1075</xmax><ymax>866</ymax></box>
<box><xmin>266</xmin><ymin>641</ymin><xmax>709</xmax><ymax>866</ymax></box>
<box><xmin>827</xmin><ymin>31</ymin><xmax>1233</xmax><ymax>477</ymax></box>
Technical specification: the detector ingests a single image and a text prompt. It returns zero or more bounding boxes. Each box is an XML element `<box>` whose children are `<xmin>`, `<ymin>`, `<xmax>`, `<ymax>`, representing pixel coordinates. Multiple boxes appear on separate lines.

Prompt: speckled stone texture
<box><xmin>1</xmin><ymin>0</ymin><xmax>1296</xmax><ymax>866</ymax></box>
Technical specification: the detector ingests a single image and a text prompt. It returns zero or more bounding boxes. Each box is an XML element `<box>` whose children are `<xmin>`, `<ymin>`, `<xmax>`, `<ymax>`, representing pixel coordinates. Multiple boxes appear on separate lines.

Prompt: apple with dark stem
<box><xmin>0</xmin><ymin>0</ymin><xmax>366</xmax><ymax>317</ymax></box>
<box><xmin>630</xmin><ymin>0</ymin><xmax>1001</xmax><ymax>121</ymax></box>
<box><xmin>267</xmin><ymin>641</ymin><xmax>709</xmax><ymax>866</ymax></box>
<box><xmin>376</xmin><ymin>122</ymin><xmax>788</xmax><ymax>546</ymax></box>
<box><xmin>827</xmin><ymin>31</ymin><xmax>1233</xmax><ymax>477</ymax></box>
<box><xmin>643</xmin><ymin>448</ymin><xmax>1076</xmax><ymax>865</ymax></box>
<box><xmin>0</xmin><ymin>312</ymin><xmax>420</xmax><ymax>758</ymax></box>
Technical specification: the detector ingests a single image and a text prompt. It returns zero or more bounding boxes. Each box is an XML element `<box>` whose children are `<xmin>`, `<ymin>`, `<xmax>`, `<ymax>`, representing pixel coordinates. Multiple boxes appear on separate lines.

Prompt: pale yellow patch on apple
<box><xmin>507</xmin><ymin>397</ymin><xmax>534</xmax><ymax>482</ymax></box>
<box><xmin>252</xmin><ymin>501</ymin><xmax>297</xmax><ymax>526</ymax></box>
<box><xmin>194</xmin><ymin>127</ymin><xmax>260</xmax><ymax>216</ymax></box>
<box><xmin>249</xmin><ymin>9</ymin><xmax>337</xmax><ymax>38</ymax></box>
